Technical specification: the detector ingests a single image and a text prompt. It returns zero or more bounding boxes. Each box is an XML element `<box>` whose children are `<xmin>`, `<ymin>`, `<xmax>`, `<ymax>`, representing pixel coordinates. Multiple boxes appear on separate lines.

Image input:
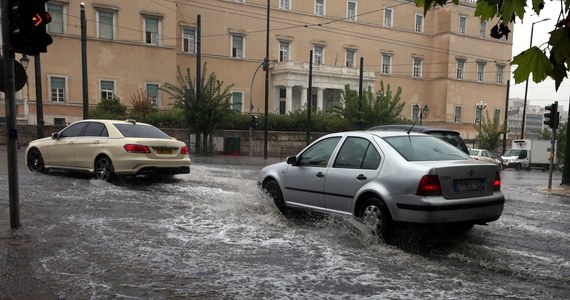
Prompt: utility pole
<box><xmin>81</xmin><ymin>3</ymin><xmax>88</xmax><ymax>119</ymax></box>
<box><xmin>306</xmin><ymin>50</ymin><xmax>313</xmax><ymax>145</ymax></box>
<box><xmin>263</xmin><ymin>0</ymin><xmax>270</xmax><ymax>159</ymax></box>
<box><xmin>35</xmin><ymin>55</ymin><xmax>44</xmax><ymax>138</ymax></box>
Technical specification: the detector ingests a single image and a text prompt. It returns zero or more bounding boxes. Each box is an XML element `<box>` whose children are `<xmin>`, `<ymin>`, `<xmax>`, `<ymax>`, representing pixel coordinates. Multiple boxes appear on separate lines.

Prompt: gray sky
<box><xmin>509</xmin><ymin>1</ymin><xmax>569</xmax><ymax>110</ymax></box>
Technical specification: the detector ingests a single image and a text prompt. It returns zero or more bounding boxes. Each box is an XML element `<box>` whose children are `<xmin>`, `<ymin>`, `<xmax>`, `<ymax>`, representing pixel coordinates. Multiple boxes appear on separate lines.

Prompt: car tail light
<box><xmin>181</xmin><ymin>146</ymin><xmax>189</xmax><ymax>155</ymax></box>
<box><xmin>124</xmin><ymin>144</ymin><xmax>151</xmax><ymax>153</ymax></box>
<box><xmin>416</xmin><ymin>175</ymin><xmax>442</xmax><ymax>196</ymax></box>
<box><xmin>493</xmin><ymin>172</ymin><xmax>501</xmax><ymax>191</ymax></box>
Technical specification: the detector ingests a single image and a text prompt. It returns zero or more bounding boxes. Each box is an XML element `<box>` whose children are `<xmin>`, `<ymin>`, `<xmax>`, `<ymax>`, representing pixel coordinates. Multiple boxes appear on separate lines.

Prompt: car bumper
<box><xmin>392</xmin><ymin>195</ymin><xmax>505</xmax><ymax>224</ymax></box>
<box><xmin>113</xmin><ymin>158</ymin><xmax>191</xmax><ymax>176</ymax></box>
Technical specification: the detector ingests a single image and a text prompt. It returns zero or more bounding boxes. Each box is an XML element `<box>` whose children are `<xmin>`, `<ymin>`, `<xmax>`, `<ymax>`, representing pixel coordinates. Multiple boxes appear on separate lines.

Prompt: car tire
<box><xmin>95</xmin><ymin>156</ymin><xmax>115</xmax><ymax>182</ymax></box>
<box><xmin>263</xmin><ymin>180</ymin><xmax>287</xmax><ymax>215</ymax></box>
<box><xmin>27</xmin><ymin>148</ymin><xmax>48</xmax><ymax>173</ymax></box>
<box><xmin>359</xmin><ymin>197</ymin><xmax>394</xmax><ymax>241</ymax></box>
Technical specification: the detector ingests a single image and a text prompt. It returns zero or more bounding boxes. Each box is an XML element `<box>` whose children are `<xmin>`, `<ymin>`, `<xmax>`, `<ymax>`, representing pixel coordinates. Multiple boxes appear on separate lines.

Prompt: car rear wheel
<box><xmin>27</xmin><ymin>148</ymin><xmax>47</xmax><ymax>173</ymax></box>
<box><xmin>95</xmin><ymin>156</ymin><xmax>115</xmax><ymax>181</ymax></box>
<box><xmin>263</xmin><ymin>180</ymin><xmax>287</xmax><ymax>215</ymax></box>
<box><xmin>359</xmin><ymin>197</ymin><xmax>393</xmax><ymax>241</ymax></box>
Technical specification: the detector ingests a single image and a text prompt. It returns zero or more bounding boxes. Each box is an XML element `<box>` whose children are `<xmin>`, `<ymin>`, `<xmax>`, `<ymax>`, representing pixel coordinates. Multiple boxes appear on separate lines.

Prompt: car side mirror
<box><xmin>51</xmin><ymin>132</ymin><xmax>60</xmax><ymax>140</ymax></box>
<box><xmin>286</xmin><ymin>156</ymin><xmax>297</xmax><ymax>165</ymax></box>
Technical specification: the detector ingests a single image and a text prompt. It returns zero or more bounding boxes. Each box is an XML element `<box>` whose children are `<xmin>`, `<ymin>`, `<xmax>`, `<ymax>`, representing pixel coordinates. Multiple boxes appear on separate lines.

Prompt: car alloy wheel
<box><xmin>27</xmin><ymin>148</ymin><xmax>46</xmax><ymax>173</ymax></box>
<box><xmin>95</xmin><ymin>156</ymin><xmax>115</xmax><ymax>181</ymax></box>
<box><xmin>360</xmin><ymin>198</ymin><xmax>393</xmax><ymax>240</ymax></box>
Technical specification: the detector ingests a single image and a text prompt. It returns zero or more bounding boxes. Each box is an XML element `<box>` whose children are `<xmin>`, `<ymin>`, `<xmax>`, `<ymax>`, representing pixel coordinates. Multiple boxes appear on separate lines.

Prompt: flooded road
<box><xmin>1</xmin><ymin>151</ymin><xmax>569</xmax><ymax>299</ymax></box>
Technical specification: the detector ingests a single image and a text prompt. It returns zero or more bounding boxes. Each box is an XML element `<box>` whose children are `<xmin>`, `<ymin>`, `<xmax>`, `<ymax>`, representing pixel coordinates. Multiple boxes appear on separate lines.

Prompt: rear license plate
<box><xmin>454</xmin><ymin>179</ymin><xmax>485</xmax><ymax>192</ymax></box>
<box><xmin>156</xmin><ymin>148</ymin><xmax>172</xmax><ymax>154</ymax></box>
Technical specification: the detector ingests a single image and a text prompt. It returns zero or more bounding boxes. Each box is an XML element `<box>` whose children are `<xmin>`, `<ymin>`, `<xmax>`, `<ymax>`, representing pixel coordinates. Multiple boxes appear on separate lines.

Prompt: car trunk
<box><xmin>427</xmin><ymin>161</ymin><xmax>497</xmax><ymax>199</ymax></box>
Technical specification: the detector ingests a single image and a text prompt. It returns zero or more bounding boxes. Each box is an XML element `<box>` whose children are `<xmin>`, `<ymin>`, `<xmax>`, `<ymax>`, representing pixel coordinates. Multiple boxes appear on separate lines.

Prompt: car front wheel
<box><xmin>27</xmin><ymin>148</ymin><xmax>47</xmax><ymax>173</ymax></box>
<box><xmin>359</xmin><ymin>197</ymin><xmax>393</xmax><ymax>241</ymax></box>
<box><xmin>263</xmin><ymin>180</ymin><xmax>287</xmax><ymax>215</ymax></box>
<box><xmin>95</xmin><ymin>156</ymin><xmax>115</xmax><ymax>181</ymax></box>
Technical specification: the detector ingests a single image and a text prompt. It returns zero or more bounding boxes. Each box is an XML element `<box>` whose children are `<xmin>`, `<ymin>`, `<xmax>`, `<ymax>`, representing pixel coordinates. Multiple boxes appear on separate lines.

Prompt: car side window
<box><xmin>59</xmin><ymin>123</ymin><xmax>87</xmax><ymax>138</ymax></box>
<box><xmin>83</xmin><ymin>122</ymin><xmax>108</xmax><ymax>137</ymax></box>
<box><xmin>334</xmin><ymin>137</ymin><xmax>380</xmax><ymax>169</ymax></box>
<box><xmin>298</xmin><ymin>137</ymin><xmax>341</xmax><ymax>167</ymax></box>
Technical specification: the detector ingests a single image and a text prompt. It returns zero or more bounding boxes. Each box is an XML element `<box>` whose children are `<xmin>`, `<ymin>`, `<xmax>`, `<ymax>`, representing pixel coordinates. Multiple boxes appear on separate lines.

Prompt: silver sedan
<box><xmin>258</xmin><ymin>131</ymin><xmax>504</xmax><ymax>240</ymax></box>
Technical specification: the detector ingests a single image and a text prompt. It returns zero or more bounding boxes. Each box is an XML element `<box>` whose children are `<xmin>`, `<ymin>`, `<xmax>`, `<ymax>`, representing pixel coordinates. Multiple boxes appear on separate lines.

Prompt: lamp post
<box><xmin>249</xmin><ymin>62</ymin><xmax>264</xmax><ymax>159</ymax></box>
<box><xmin>521</xmin><ymin>18</ymin><xmax>550</xmax><ymax>139</ymax></box>
<box><xmin>414</xmin><ymin>104</ymin><xmax>429</xmax><ymax>125</ymax></box>
<box><xmin>476</xmin><ymin>101</ymin><xmax>487</xmax><ymax>147</ymax></box>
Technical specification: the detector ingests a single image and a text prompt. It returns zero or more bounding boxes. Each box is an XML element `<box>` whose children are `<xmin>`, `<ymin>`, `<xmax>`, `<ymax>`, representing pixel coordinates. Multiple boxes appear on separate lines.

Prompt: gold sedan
<box><xmin>26</xmin><ymin>119</ymin><xmax>191</xmax><ymax>181</ymax></box>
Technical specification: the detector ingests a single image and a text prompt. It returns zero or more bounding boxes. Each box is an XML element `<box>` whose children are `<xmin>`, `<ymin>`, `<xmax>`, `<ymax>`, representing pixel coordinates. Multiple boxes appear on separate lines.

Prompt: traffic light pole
<box><xmin>1</xmin><ymin>0</ymin><xmax>21</xmax><ymax>228</ymax></box>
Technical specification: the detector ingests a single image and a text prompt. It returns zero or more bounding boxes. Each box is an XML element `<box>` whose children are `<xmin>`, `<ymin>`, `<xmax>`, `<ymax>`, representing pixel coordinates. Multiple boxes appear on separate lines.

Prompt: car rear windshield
<box><xmin>427</xmin><ymin>131</ymin><xmax>469</xmax><ymax>154</ymax></box>
<box><xmin>383</xmin><ymin>136</ymin><xmax>470</xmax><ymax>161</ymax></box>
<box><xmin>113</xmin><ymin>123</ymin><xmax>171</xmax><ymax>139</ymax></box>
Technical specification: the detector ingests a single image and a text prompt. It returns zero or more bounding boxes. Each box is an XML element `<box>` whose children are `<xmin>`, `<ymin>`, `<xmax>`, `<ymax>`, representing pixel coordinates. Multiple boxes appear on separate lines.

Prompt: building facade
<box><xmin>1</xmin><ymin>0</ymin><xmax>513</xmax><ymax>140</ymax></box>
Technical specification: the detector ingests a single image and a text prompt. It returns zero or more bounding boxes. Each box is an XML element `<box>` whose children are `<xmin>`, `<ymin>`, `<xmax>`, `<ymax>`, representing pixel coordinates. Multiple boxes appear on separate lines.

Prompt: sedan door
<box><xmin>324</xmin><ymin>136</ymin><xmax>382</xmax><ymax>214</ymax></box>
<box><xmin>284</xmin><ymin>137</ymin><xmax>341</xmax><ymax>209</ymax></box>
<box><xmin>47</xmin><ymin>122</ymin><xmax>87</xmax><ymax>167</ymax></box>
<box><xmin>73</xmin><ymin>122</ymin><xmax>109</xmax><ymax>169</ymax></box>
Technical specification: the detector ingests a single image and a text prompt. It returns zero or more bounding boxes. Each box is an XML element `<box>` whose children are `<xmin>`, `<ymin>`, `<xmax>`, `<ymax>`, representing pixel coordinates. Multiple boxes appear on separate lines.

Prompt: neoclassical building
<box><xmin>1</xmin><ymin>0</ymin><xmax>513</xmax><ymax>142</ymax></box>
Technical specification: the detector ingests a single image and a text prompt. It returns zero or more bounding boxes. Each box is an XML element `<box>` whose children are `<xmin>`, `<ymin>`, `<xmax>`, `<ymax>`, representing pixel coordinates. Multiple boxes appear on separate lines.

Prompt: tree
<box><xmin>333</xmin><ymin>81</ymin><xmax>406</xmax><ymax>130</ymax></box>
<box><xmin>161</xmin><ymin>64</ymin><xmax>234</xmax><ymax>154</ymax></box>
<box><xmin>89</xmin><ymin>97</ymin><xmax>127</xmax><ymax>120</ymax></box>
<box><xmin>538</xmin><ymin>121</ymin><xmax>566</xmax><ymax>164</ymax></box>
<box><xmin>130</xmin><ymin>89</ymin><xmax>156</xmax><ymax>121</ymax></box>
<box><xmin>415</xmin><ymin>0</ymin><xmax>570</xmax><ymax>90</ymax></box>
<box><xmin>474</xmin><ymin>110</ymin><xmax>506</xmax><ymax>152</ymax></box>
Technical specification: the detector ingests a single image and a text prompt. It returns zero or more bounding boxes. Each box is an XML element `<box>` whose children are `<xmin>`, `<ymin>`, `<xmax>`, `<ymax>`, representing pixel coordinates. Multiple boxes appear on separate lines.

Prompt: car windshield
<box><xmin>383</xmin><ymin>135</ymin><xmax>470</xmax><ymax>161</ymax></box>
<box><xmin>113</xmin><ymin>123</ymin><xmax>171</xmax><ymax>139</ymax></box>
<box><xmin>469</xmin><ymin>149</ymin><xmax>478</xmax><ymax>156</ymax></box>
<box><xmin>503</xmin><ymin>149</ymin><xmax>521</xmax><ymax>156</ymax></box>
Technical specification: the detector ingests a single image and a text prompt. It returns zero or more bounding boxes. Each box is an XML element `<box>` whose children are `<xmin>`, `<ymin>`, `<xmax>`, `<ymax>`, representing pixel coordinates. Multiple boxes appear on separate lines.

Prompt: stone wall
<box><xmin>0</xmin><ymin>125</ymin><xmax>325</xmax><ymax>157</ymax></box>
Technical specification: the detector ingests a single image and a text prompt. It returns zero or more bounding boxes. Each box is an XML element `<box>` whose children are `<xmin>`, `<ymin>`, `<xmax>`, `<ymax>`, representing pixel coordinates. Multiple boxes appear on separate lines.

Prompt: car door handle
<box><xmin>356</xmin><ymin>174</ymin><xmax>367</xmax><ymax>181</ymax></box>
<box><xmin>316</xmin><ymin>172</ymin><xmax>325</xmax><ymax>178</ymax></box>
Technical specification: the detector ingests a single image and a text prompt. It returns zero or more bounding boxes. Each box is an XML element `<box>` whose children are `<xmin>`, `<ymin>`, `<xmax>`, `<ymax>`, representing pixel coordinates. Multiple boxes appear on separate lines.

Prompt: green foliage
<box><xmin>474</xmin><ymin>110</ymin><xmax>506</xmax><ymax>152</ymax></box>
<box><xmin>161</xmin><ymin>63</ymin><xmax>234</xmax><ymax>154</ymax></box>
<box><xmin>538</xmin><ymin>122</ymin><xmax>567</xmax><ymax>163</ymax></box>
<box><xmin>415</xmin><ymin>0</ymin><xmax>570</xmax><ymax>90</ymax></box>
<box><xmin>130</xmin><ymin>89</ymin><xmax>157</xmax><ymax>120</ymax></box>
<box><xmin>89</xmin><ymin>97</ymin><xmax>127</xmax><ymax>120</ymax></box>
<box><xmin>332</xmin><ymin>81</ymin><xmax>406</xmax><ymax>130</ymax></box>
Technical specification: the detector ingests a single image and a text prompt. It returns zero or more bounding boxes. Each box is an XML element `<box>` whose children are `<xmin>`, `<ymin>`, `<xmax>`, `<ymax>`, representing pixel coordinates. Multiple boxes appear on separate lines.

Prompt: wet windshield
<box><xmin>383</xmin><ymin>136</ymin><xmax>470</xmax><ymax>161</ymax></box>
<box><xmin>503</xmin><ymin>149</ymin><xmax>521</xmax><ymax>156</ymax></box>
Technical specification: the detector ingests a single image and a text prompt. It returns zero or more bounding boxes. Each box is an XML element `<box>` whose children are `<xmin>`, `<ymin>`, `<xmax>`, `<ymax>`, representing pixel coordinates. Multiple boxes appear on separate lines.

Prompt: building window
<box><xmin>496</xmin><ymin>64</ymin><xmax>504</xmax><ymax>84</ymax></box>
<box><xmin>280</xmin><ymin>0</ymin><xmax>290</xmax><ymax>10</ymax></box>
<box><xmin>415</xmin><ymin>13</ymin><xmax>424</xmax><ymax>33</ymax></box>
<box><xmin>144</xmin><ymin>17</ymin><xmax>160</xmax><ymax>45</ymax></box>
<box><xmin>456</xmin><ymin>59</ymin><xmax>465</xmax><ymax>80</ymax></box>
<box><xmin>347</xmin><ymin>1</ymin><xmax>357</xmax><ymax>22</ymax></box>
<box><xmin>494</xmin><ymin>108</ymin><xmax>501</xmax><ymax>124</ymax></box>
<box><xmin>381</xmin><ymin>54</ymin><xmax>392</xmax><ymax>75</ymax></box>
<box><xmin>54</xmin><ymin>118</ymin><xmax>66</xmax><ymax>126</ymax></box>
<box><xmin>146</xmin><ymin>83</ymin><xmax>159</xmax><ymax>108</ymax></box>
<box><xmin>480</xmin><ymin>21</ymin><xmax>487</xmax><ymax>38</ymax></box>
<box><xmin>346</xmin><ymin>49</ymin><xmax>355</xmax><ymax>67</ymax></box>
<box><xmin>455</xmin><ymin>106</ymin><xmax>462</xmax><ymax>123</ymax></box>
<box><xmin>477</xmin><ymin>62</ymin><xmax>485</xmax><ymax>82</ymax></box>
<box><xmin>313</xmin><ymin>45</ymin><xmax>324</xmax><ymax>65</ymax></box>
<box><xmin>183</xmin><ymin>27</ymin><xmax>196</xmax><ymax>54</ymax></box>
<box><xmin>50</xmin><ymin>76</ymin><xmax>66</xmax><ymax>103</ymax></box>
<box><xmin>97</xmin><ymin>10</ymin><xmax>115</xmax><ymax>40</ymax></box>
<box><xmin>459</xmin><ymin>16</ymin><xmax>467</xmax><ymax>35</ymax></box>
<box><xmin>47</xmin><ymin>3</ymin><xmax>65</xmax><ymax>34</ymax></box>
<box><xmin>279</xmin><ymin>41</ymin><xmax>290</xmax><ymax>62</ymax></box>
<box><xmin>315</xmin><ymin>0</ymin><xmax>325</xmax><ymax>16</ymax></box>
<box><xmin>384</xmin><ymin>8</ymin><xmax>393</xmax><ymax>28</ymax></box>
<box><xmin>100</xmin><ymin>80</ymin><xmax>115</xmax><ymax>100</ymax></box>
<box><xmin>413</xmin><ymin>58</ymin><xmax>422</xmax><ymax>78</ymax></box>
<box><xmin>232</xmin><ymin>35</ymin><xmax>244</xmax><ymax>58</ymax></box>
<box><xmin>231</xmin><ymin>92</ymin><xmax>243</xmax><ymax>112</ymax></box>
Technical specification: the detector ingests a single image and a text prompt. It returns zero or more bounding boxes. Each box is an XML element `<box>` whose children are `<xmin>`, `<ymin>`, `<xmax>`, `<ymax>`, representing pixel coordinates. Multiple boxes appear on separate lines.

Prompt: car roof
<box><xmin>72</xmin><ymin>119</ymin><xmax>150</xmax><ymax>126</ymax></box>
<box><xmin>369</xmin><ymin>124</ymin><xmax>461</xmax><ymax>135</ymax></box>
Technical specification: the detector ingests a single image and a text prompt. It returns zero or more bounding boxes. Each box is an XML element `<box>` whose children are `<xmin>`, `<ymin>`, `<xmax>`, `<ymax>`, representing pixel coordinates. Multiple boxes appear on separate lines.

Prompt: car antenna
<box><xmin>407</xmin><ymin>119</ymin><xmax>418</xmax><ymax>134</ymax></box>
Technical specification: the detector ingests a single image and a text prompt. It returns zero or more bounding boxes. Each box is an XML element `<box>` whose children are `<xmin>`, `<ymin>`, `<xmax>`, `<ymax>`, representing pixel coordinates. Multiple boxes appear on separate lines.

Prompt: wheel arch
<box><xmin>354</xmin><ymin>191</ymin><xmax>392</xmax><ymax>220</ymax></box>
<box><xmin>93</xmin><ymin>153</ymin><xmax>111</xmax><ymax>172</ymax></box>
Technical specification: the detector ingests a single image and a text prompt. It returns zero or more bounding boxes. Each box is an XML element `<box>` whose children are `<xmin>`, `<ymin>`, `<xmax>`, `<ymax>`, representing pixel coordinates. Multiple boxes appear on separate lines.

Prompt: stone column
<box><xmin>286</xmin><ymin>86</ymin><xmax>293</xmax><ymax>113</ymax></box>
<box><xmin>317</xmin><ymin>88</ymin><xmax>324</xmax><ymax>111</ymax></box>
<box><xmin>301</xmin><ymin>87</ymin><xmax>307</xmax><ymax>109</ymax></box>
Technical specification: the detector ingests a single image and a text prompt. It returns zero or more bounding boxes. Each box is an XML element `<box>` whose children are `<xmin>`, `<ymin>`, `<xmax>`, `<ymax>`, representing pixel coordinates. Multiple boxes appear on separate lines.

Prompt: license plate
<box><xmin>454</xmin><ymin>179</ymin><xmax>485</xmax><ymax>192</ymax></box>
<box><xmin>156</xmin><ymin>148</ymin><xmax>172</xmax><ymax>154</ymax></box>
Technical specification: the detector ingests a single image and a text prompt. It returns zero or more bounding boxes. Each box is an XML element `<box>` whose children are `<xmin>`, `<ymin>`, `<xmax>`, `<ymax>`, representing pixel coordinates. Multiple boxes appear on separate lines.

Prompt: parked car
<box><xmin>26</xmin><ymin>119</ymin><xmax>191</xmax><ymax>181</ymax></box>
<box><xmin>258</xmin><ymin>130</ymin><xmax>504</xmax><ymax>240</ymax></box>
<box><xmin>469</xmin><ymin>148</ymin><xmax>503</xmax><ymax>170</ymax></box>
<box><xmin>369</xmin><ymin>124</ymin><xmax>469</xmax><ymax>154</ymax></box>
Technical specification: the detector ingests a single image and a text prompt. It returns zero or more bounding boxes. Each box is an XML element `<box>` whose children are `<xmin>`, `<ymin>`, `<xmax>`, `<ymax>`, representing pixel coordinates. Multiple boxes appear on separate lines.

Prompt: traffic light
<box><xmin>9</xmin><ymin>0</ymin><xmax>53</xmax><ymax>56</ymax></box>
<box><xmin>251</xmin><ymin>115</ymin><xmax>259</xmax><ymax>128</ymax></box>
<box><xmin>544</xmin><ymin>101</ymin><xmax>559</xmax><ymax>129</ymax></box>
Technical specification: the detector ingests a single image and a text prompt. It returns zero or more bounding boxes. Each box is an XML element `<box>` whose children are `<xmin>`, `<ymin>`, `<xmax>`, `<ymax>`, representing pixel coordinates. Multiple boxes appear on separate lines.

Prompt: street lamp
<box><xmin>249</xmin><ymin>62</ymin><xmax>265</xmax><ymax>159</ymax></box>
<box><xmin>413</xmin><ymin>104</ymin><xmax>429</xmax><ymax>125</ymax></box>
<box><xmin>20</xmin><ymin>54</ymin><xmax>29</xmax><ymax>69</ymax></box>
<box><xmin>521</xmin><ymin>18</ymin><xmax>550</xmax><ymax>139</ymax></box>
<box><xmin>476</xmin><ymin>101</ymin><xmax>487</xmax><ymax>147</ymax></box>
